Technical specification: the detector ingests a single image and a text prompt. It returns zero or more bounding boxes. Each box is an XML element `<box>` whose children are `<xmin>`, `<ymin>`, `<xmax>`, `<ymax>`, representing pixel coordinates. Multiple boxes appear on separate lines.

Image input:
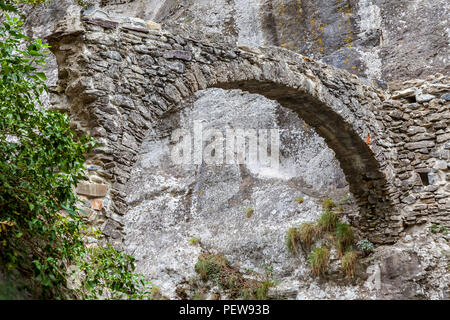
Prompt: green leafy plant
<box><xmin>356</xmin><ymin>239</ymin><xmax>374</xmax><ymax>256</ymax></box>
<box><xmin>308</xmin><ymin>246</ymin><xmax>330</xmax><ymax>277</ymax></box>
<box><xmin>77</xmin><ymin>245</ymin><xmax>152</xmax><ymax>300</ymax></box>
<box><xmin>189</xmin><ymin>237</ymin><xmax>200</xmax><ymax>246</ymax></box>
<box><xmin>0</xmin><ymin>9</ymin><xmax>88</xmax><ymax>298</ymax></box>
<box><xmin>429</xmin><ymin>224</ymin><xmax>448</xmax><ymax>235</ymax></box>
<box><xmin>0</xmin><ymin>3</ymin><xmax>152</xmax><ymax>299</ymax></box>
<box><xmin>430</xmin><ymin>224</ymin><xmax>438</xmax><ymax>234</ymax></box>
<box><xmin>0</xmin><ymin>0</ymin><xmax>49</xmax><ymax>14</ymax></box>
<box><xmin>296</xmin><ymin>197</ymin><xmax>304</xmax><ymax>204</ymax></box>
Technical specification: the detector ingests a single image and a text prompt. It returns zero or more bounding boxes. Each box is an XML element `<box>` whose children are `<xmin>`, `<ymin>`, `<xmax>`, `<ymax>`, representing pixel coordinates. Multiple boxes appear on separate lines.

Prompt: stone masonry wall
<box><xmin>383</xmin><ymin>77</ymin><xmax>450</xmax><ymax>231</ymax></box>
<box><xmin>45</xmin><ymin>10</ymin><xmax>449</xmax><ymax>249</ymax></box>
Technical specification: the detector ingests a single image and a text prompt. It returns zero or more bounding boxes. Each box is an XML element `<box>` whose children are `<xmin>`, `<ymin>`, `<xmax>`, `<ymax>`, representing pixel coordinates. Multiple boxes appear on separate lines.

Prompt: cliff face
<box><xmin>95</xmin><ymin>0</ymin><xmax>449</xmax><ymax>81</ymax></box>
<box><xmin>18</xmin><ymin>0</ymin><xmax>450</xmax><ymax>300</ymax></box>
<box><xmin>22</xmin><ymin>0</ymin><xmax>449</xmax><ymax>82</ymax></box>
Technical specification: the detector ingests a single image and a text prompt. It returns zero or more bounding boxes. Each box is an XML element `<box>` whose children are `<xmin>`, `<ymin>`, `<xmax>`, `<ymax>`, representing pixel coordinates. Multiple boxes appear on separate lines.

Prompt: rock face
<box><xmin>44</xmin><ymin>11</ymin><xmax>450</xmax><ymax>300</ymax></box>
<box><xmin>122</xmin><ymin>88</ymin><xmax>352</xmax><ymax>298</ymax></box>
<box><xmin>100</xmin><ymin>0</ymin><xmax>450</xmax><ymax>81</ymax></box>
<box><xmin>22</xmin><ymin>0</ymin><xmax>449</xmax><ymax>82</ymax></box>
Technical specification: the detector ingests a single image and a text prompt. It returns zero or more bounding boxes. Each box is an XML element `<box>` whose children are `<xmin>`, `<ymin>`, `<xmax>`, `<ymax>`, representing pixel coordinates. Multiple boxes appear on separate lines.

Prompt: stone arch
<box><xmin>174</xmin><ymin>47</ymin><xmax>395</xmax><ymax>237</ymax></box>
<box><xmin>47</xmin><ymin>13</ymin><xmax>398</xmax><ymax>244</ymax></box>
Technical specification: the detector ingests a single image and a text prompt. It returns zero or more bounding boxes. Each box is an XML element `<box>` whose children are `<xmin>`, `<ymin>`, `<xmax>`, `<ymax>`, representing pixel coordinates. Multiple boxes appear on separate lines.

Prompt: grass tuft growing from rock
<box><xmin>341</xmin><ymin>250</ymin><xmax>357</xmax><ymax>279</ymax></box>
<box><xmin>283</xmin><ymin>204</ymin><xmax>361</xmax><ymax>280</ymax></box>
<box><xmin>194</xmin><ymin>253</ymin><xmax>275</xmax><ymax>299</ymax></box>
<box><xmin>308</xmin><ymin>246</ymin><xmax>330</xmax><ymax>277</ymax></box>
<box><xmin>356</xmin><ymin>239</ymin><xmax>374</xmax><ymax>256</ymax></box>
<box><xmin>322</xmin><ymin>198</ymin><xmax>336</xmax><ymax>210</ymax></box>
<box><xmin>317</xmin><ymin>210</ymin><xmax>340</xmax><ymax>234</ymax></box>
<box><xmin>336</xmin><ymin>223</ymin><xmax>354</xmax><ymax>256</ymax></box>
<box><xmin>285</xmin><ymin>227</ymin><xmax>301</xmax><ymax>254</ymax></box>
<box><xmin>298</xmin><ymin>222</ymin><xmax>317</xmax><ymax>252</ymax></box>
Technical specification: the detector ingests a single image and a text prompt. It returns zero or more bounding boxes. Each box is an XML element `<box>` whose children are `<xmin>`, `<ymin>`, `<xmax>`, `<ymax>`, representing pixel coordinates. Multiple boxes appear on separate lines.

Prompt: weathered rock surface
<box><xmin>122</xmin><ymin>88</ymin><xmax>352</xmax><ymax>299</ymax></box>
<box><xmin>21</xmin><ymin>0</ymin><xmax>449</xmax><ymax>82</ymax></box>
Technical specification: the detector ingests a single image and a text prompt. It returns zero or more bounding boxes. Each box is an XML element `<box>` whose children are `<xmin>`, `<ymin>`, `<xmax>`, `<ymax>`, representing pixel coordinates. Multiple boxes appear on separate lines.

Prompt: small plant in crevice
<box><xmin>429</xmin><ymin>224</ymin><xmax>449</xmax><ymax>235</ymax></box>
<box><xmin>341</xmin><ymin>250</ymin><xmax>357</xmax><ymax>279</ymax></box>
<box><xmin>189</xmin><ymin>237</ymin><xmax>200</xmax><ymax>246</ymax></box>
<box><xmin>296</xmin><ymin>197</ymin><xmax>304</xmax><ymax>205</ymax></box>
<box><xmin>317</xmin><ymin>210</ymin><xmax>340</xmax><ymax>234</ymax></box>
<box><xmin>241</xmin><ymin>280</ymin><xmax>274</xmax><ymax>300</ymax></box>
<box><xmin>245</xmin><ymin>207</ymin><xmax>254</xmax><ymax>218</ymax></box>
<box><xmin>336</xmin><ymin>223</ymin><xmax>354</xmax><ymax>257</ymax></box>
<box><xmin>76</xmin><ymin>0</ymin><xmax>95</xmax><ymax>8</ymax></box>
<box><xmin>263</xmin><ymin>263</ymin><xmax>274</xmax><ymax>280</ymax></box>
<box><xmin>430</xmin><ymin>224</ymin><xmax>438</xmax><ymax>234</ymax></box>
<box><xmin>308</xmin><ymin>246</ymin><xmax>330</xmax><ymax>277</ymax></box>
<box><xmin>322</xmin><ymin>198</ymin><xmax>336</xmax><ymax>210</ymax></box>
<box><xmin>339</xmin><ymin>193</ymin><xmax>351</xmax><ymax>204</ymax></box>
<box><xmin>356</xmin><ymin>239</ymin><xmax>374</xmax><ymax>257</ymax></box>
<box><xmin>285</xmin><ymin>227</ymin><xmax>301</xmax><ymax>254</ymax></box>
<box><xmin>195</xmin><ymin>253</ymin><xmax>228</xmax><ymax>282</ymax></box>
<box><xmin>440</xmin><ymin>226</ymin><xmax>449</xmax><ymax>235</ymax></box>
<box><xmin>245</xmin><ymin>262</ymin><xmax>277</xmax><ymax>300</ymax></box>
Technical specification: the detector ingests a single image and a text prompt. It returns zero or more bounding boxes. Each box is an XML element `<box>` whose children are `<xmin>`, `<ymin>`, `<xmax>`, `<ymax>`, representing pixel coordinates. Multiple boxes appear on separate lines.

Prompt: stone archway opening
<box><xmin>121</xmin><ymin>86</ymin><xmax>359</xmax><ymax>298</ymax></box>
<box><xmin>47</xmin><ymin>11</ymin><xmax>398</xmax><ymax>251</ymax></box>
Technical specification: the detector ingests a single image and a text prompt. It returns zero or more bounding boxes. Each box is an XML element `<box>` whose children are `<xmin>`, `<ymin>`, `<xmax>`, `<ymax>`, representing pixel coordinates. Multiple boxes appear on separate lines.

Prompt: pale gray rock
<box><xmin>122</xmin><ymin>89</ymin><xmax>354</xmax><ymax>299</ymax></box>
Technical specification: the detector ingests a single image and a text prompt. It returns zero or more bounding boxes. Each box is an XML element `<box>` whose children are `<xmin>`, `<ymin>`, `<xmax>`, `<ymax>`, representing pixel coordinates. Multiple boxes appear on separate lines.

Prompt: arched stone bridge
<box><xmin>47</xmin><ymin>10</ymin><xmax>450</xmax><ymax>245</ymax></box>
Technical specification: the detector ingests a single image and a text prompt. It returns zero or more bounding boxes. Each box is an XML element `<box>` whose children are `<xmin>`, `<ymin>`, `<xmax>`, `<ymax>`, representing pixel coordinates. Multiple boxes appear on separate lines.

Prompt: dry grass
<box><xmin>298</xmin><ymin>222</ymin><xmax>317</xmax><ymax>253</ymax></box>
<box><xmin>308</xmin><ymin>246</ymin><xmax>330</xmax><ymax>277</ymax></box>
<box><xmin>322</xmin><ymin>198</ymin><xmax>336</xmax><ymax>210</ymax></box>
<box><xmin>341</xmin><ymin>250</ymin><xmax>358</xmax><ymax>279</ymax></box>
<box><xmin>336</xmin><ymin>223</ymin><xmax>354</xmax><ymax>257</ymax></box>
<box><xmin>317</xmin><ymin>210</ymin><xmax>340</xmax><ymax>234</ymax></box>
<box><xmin>286</xmin><ymin>227</ymin><xmax>301</xmax><ymax>254</ymax></box>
